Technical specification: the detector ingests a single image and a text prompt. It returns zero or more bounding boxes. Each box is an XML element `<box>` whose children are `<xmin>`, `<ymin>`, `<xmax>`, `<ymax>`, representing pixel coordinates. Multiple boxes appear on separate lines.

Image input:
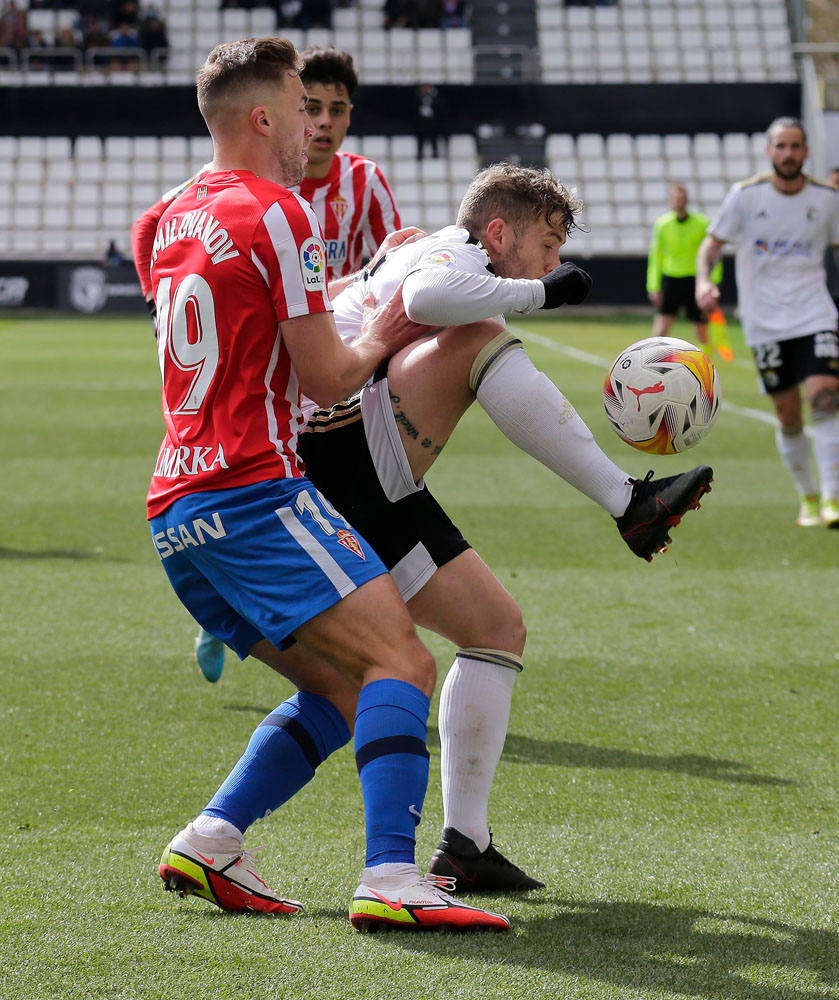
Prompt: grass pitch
<box><xmin>2</xmin><ymin>312</ymin><xmax>839</xmax><ymax>1000</ymax></box>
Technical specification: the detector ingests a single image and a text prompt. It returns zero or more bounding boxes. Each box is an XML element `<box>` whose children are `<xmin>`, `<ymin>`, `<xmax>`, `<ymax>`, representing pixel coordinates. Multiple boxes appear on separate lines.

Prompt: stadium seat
<box><xmin>392</xmin><ymin>158</ymin><xmax>419</xmax><ymax>184</ymax></box>
<box><xmin>43</xmin><ymin>205</ymin><xmax>71</xmax><ymax>229</ymax></box>
<box><xmin>250</xmin><ymin>8</ymin><xmax>277</xmax><ymax>34</ymax></box>
<box><xmin>635</xmin><ymin>135</ymin><xmax>663</xmax><ymax>158</ymax></box>
<box><xmin>43</xmin><ymin>180</ymin><xmax>72</xmax><ymax>207</ymax></box>
<box><xmin>221</xmin><ymin>9</ymin><xmax>249</xmax><ymax>37</ymax></box>
<box><xmin>0</xmin><ymin>0</ymin><xmax>808</xmax><ymax>260</ymax></box>
<box><xmin>0</xmin><ymin>156</ymin><xmax>17</xmax><ymax>185</ymax></box>
<box><xmin>45</xmin><ymin>136</ymin><xmax>72</xmax><ymax>161</ymax></box>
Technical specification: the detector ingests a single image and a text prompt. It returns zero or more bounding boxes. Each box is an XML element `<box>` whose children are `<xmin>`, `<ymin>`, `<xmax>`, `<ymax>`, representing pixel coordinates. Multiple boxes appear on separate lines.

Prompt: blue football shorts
<box><xmin>149</xmin><ymin>477</ymin><xmax>388</xmax><ymax>658</ymax></box>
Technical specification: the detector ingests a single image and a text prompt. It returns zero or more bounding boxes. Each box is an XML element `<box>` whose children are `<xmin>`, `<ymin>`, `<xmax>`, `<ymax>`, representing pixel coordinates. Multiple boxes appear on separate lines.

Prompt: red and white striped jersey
<box><xmin>294</xmin><ymin>151</ymin><xmax>401</xmax><ymax>278</ymax></box>
<box><xmin>132</xmin><ymin>166</ymin><xmax>212</xmax><ymax>298</ymax></box>
<box><xmin>146</xmin><ymin>169</ymin><xmax>331</xmax><ymax>518</ymax></box>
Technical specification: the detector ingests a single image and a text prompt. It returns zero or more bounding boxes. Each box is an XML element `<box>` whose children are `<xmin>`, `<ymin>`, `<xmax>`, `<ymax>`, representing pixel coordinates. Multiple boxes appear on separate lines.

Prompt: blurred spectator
<box><xmin>56</xmin><ymin>25</ymin><xmax>82</xmax><ymax>48</ymax></box>
<box><xmin>81</xmin><ymin>13</ymin><xmax>110</xmax><ymax>50</ymax></box>
<box><xmin>54</xmin><ymin>24</ymin><xmax>83</xmax><ymax>68</ymax></box>
<box><xmin>300</xmin><ymin>0</ymin><xmax>333</xmax><ymax>28</ymax></box>
<box><xmin>0</xmin><ymin>0</ymin><xmax>28</xmax><ymax>51</ymax></box>
<box><xmin>415</xmin><ymin>82</ymin><xmax>442</xmax><ymax>159</ymax></box>
<box><xmin>25</xmin><ymin>27</ymin><xmax>50</xmax><ymax>49</ymax></box>
<box><xmin>109</xmin><ymin>19</ymin><xmax>140</xmax><ymax>70</ymax></box>
<box><xmin>139</xmin><ymin>9</ymin><xmax>168</xmax><ymax>61</ymax></box>
<box><xmin>103</xmin><ymin>240</ymin><xmax>126</xmax><ymax>268</ymax></box>
<box><xmin>109</xmin><ymin>1</ymin><xmax>141</xmax><ymax>28</ymax></box>
<box><xmin>382</xmin><ymin>0</ymin><xmax>410</xmax><ymax>29</ymax></box>
<box><xmin>384</xmin><ymin>0</ymin><xmax>445</xmax><ymax>29</ymax></box>
<box><xmin>277</xmin><ymin>0</ymin><xmax>332</xmax><ymax>29</ymax></box>
<box><xmin>439</xmin><ymin>0</ymin><xmax>466</xmax><ymax>28</ymax></box>
<box><xmin>23</xmin><ymin>27</ymin><xmax>49</xmax><ymax>68</ymax></box>
<box><xmin>110</xmin><ymin>20</ymin><xmax>140</xmax><ymax>46</ymax></box>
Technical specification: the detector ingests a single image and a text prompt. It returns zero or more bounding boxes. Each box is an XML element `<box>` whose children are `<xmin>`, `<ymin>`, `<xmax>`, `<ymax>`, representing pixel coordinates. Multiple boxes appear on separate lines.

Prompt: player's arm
<box><xmin>131</xmin><ymin>196</ymin><xmax>168</xmax><ymax>303</ymax></box>
<box><xmin>133</xmin><ymin>166</ymin><xmax>210</xmax><ymax>307</ymax></box>
<box><xmin>401</xmin><ymin>258</ymin><xmax>590</xmax><ymax>325</ymax></box>
<box><xmin>695</xmin><ymin>234</ymin><xmax>726</xmax><ymax>311</ymax></box>
<box><xmin>280</xmin><ymin>287</ymin><xmax>429</xmax><ymax>408</ymax></box>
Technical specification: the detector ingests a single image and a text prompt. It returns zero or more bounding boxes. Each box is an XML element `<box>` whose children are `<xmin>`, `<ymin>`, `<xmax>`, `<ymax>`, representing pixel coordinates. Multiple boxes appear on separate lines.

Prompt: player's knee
<box><xmin>402</xmin><ymin>639</ymin><xmax>437</xmax><ymax>696</ymax></box>
<box><xmin>468</xmin><ymin>332</ymin><xmax>525</xmax><ymax>394</ymax></box>
<box><xmin>500</xmin><ymin>610</ymin><xmax>527</xmax><ymax>657</ymax></box>
<box><xmin>469</xmin><ymin>601</ymin><xmax>526</xmax><ymax>656</ymax></box>
<box><xmin>810</xmin><ymin>386</ymin><xmax>839</xmax><ymax>420</ymax></box>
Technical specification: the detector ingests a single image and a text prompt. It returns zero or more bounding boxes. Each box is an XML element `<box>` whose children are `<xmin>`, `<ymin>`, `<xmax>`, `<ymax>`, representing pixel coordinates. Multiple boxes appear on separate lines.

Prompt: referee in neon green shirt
<box><xmin>647</xmin><ymin>183</ymin><xmax>722</xmax><ymax>347</ymax></box>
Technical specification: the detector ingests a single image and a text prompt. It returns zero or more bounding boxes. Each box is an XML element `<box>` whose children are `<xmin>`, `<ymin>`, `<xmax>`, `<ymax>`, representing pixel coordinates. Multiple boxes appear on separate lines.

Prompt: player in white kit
<box><xmin>696</xmin><ymin>117</ymin><xmax>839</xmax><ymax>527</ymax></box>
<box><xmin>196</xmin><ymin>163</ymin><xmax>714</xmax><ymax>895</ymax></box>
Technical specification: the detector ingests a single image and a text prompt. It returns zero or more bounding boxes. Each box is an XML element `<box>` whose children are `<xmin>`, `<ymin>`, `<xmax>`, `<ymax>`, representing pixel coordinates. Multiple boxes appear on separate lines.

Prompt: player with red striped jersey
<box><xmin>147</xmin><ymin>175</ymin><xmax>327</xmax><ymax>515</ymax></box>
<box><xmin>131</xmin><ymin>47</ymin><xmax>400</xmax><ymax>307</ymax></box>
<box><xmin>132</xmin><ymin>47</ymin><xmax>406</xmax><ymax>681</ymax></box>
<box><xmin>295</xmin><ymin>47</ymin><xmax>400</xmax><ymax>279</ymax></box>
<box><xmin>153</xmin><ymin>35</ymin><xmax>509</xmax><ymax>935</ymax></box>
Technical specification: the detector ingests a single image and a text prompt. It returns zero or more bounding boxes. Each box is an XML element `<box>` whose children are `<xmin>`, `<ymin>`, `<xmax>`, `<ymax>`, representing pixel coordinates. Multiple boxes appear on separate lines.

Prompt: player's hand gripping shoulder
<box><xmin>539</xmin><ymin>262</ymin><xmax>592</xmax><ymax>308</ymax></box>
<box><xmin>373</xmin><ymin>226</ymin><xmax>428</xmax><ymax>263</ymax></box>
<box><xmin>328</xmin><ymin>228</ymin><xmax>428</xmax><ymax>300</ymax></box>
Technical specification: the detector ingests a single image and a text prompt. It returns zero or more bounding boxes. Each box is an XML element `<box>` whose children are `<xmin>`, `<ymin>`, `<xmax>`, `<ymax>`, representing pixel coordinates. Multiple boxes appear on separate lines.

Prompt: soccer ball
<box><xmin>603</xmin><ymin>336</ymin><xmax>721</xmax><ymax>454</ymax></box>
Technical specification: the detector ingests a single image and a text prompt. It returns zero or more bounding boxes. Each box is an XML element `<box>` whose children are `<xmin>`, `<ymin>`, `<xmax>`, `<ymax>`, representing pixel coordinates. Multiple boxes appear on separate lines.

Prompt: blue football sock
<box><xmin>354</xmin><ymin>678</ymin><xmax>431</xmax><ymax>866</ymax></box>
<box><xmin>203</xmin><ymin>691</ymin><xmax>350</xmax><ymax>834</ymax></box>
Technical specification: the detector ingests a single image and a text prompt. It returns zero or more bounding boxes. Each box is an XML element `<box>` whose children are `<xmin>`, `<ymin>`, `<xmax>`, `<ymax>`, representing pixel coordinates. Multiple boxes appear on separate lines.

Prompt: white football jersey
<box><xmin>298</xmin><ymin>226</ymin><xmax>546</xmax><ymax>422</ymax></box>
<box><xmin>709</xmin><ymin>175</ymin><xmax>839</xmax><ymax>346</ymax></box>
<box><xmin>333</xmin><ymin>225</ymin><xmax>544</xmax><ymax>344</ymax></box>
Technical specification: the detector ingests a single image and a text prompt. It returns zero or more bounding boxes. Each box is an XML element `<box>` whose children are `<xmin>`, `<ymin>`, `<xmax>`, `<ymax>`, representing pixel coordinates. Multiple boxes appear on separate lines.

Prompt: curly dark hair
<box><xmin>299</xmin><ymin>46</ymin><xmax>359</xmax><ymax>98</ymax></box>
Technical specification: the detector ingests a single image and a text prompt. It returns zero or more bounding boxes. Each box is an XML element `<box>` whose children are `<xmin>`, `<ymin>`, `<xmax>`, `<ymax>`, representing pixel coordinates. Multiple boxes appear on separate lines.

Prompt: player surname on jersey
<box><xmin>152</xmin><ymin>209</ymin><xmax>241</xmax><ymax>266</ymax></box>
<box><xmin>153</xmin><ymin>443</ymin><xmax>230</xmax><ymax>479</ymax></box>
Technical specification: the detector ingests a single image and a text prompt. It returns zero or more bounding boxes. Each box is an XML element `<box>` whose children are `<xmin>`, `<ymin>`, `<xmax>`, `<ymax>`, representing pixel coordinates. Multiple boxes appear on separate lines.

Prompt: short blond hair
<box><xmin>197</xmin><ymin>36</ymin><xmax>301</xmax><ymax>126</ymax></box>
<box><xmin>456</xmin><ymin>163</ymin><xmax>583</xmax><ymax>238</ymax></box>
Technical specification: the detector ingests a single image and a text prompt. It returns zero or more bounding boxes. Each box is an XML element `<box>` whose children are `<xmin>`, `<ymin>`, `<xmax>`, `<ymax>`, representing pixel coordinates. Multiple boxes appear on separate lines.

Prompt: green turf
<box><xmin>2</xmin><ymin>313</ymin><xmax>839</xmax><ymax>1000</ymax></box>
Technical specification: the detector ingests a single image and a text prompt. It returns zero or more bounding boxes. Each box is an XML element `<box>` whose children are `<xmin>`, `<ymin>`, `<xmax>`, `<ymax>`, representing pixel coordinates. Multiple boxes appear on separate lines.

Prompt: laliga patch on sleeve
<box><xmin>421</xmin><ymin>249</ymin><xmax>457</xmax><ymax>267</ymax></box>
<box><xmin>299</xmin><ymin>237</ymin><xmax>327</xmax><ymax>290</ymax></box>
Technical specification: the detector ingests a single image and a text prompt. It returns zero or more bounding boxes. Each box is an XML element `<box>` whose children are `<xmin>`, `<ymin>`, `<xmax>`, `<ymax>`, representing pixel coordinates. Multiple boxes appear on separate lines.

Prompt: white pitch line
<box><xmin>509</xmin><ymin>323</ymin><xmax>793</xmax><ymax>433</ymax></box>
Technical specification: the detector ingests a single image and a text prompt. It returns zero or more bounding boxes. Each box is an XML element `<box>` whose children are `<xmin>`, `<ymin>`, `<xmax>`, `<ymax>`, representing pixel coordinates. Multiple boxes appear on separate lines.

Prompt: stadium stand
<box><xmin>0</xmin><ymin>0</ymin><xmax>816</xmax><ymax>288</ymax></box>
<box><xmin>538</xmin><ymin>0</ymin><xmax>797</xmax><ymax>85</ymax></box>
<box><xmin>546</xmin><ymin>130</ymin><xmax>768</xmax><ymax>257</ymax></box>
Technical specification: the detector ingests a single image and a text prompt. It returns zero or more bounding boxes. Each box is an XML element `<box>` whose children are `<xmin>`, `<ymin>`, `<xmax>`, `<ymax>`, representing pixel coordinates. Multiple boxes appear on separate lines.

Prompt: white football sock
<box><xmin>361</xmin><ymin>862</ymin><xmax>420</xmax><ymax>888</ymax></box>
<box><xmin>438</xmin><ymin>651</ymin><xmax>520</xmax><ymax>852</ymax></box>
<box><xmin>811</xmin><ymin>414</ymin><xmax>839</xmax><ymax>500</ymax></box>
<box><xmin>774</xmin><ymin>426</ymin><xmax>817</xmax><ymax>496</ymax></box>
<box><xmin>474</xmin><ymin>346</ymin><xmax>633</xmax><ymax>516</ymax></box>
<box><xmin>192</xmin><ymin>814</ymin><xmax>243</xmax><ymax>842</ymax></box>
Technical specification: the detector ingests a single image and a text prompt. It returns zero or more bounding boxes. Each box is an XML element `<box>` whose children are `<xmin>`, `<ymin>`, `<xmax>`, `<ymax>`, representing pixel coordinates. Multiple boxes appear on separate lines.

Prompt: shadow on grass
<box><xmin>0</xmin><ymin>546</ymin><xmax>105</xmax><ymax>560</ymax></box>
<box><xmin>399</xmin><ymin>897</ymin><xmax>838</xmax><ymax>999</ymax></box>
<box><xmin>497</xmin><ymin>732</ymin><xmax>796</xmax><ymax>787</ymax></box>
<box><xmin>222</xmin><ymin>704</ymin><xmax>276</xmax><ymax>716</ymax></box>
